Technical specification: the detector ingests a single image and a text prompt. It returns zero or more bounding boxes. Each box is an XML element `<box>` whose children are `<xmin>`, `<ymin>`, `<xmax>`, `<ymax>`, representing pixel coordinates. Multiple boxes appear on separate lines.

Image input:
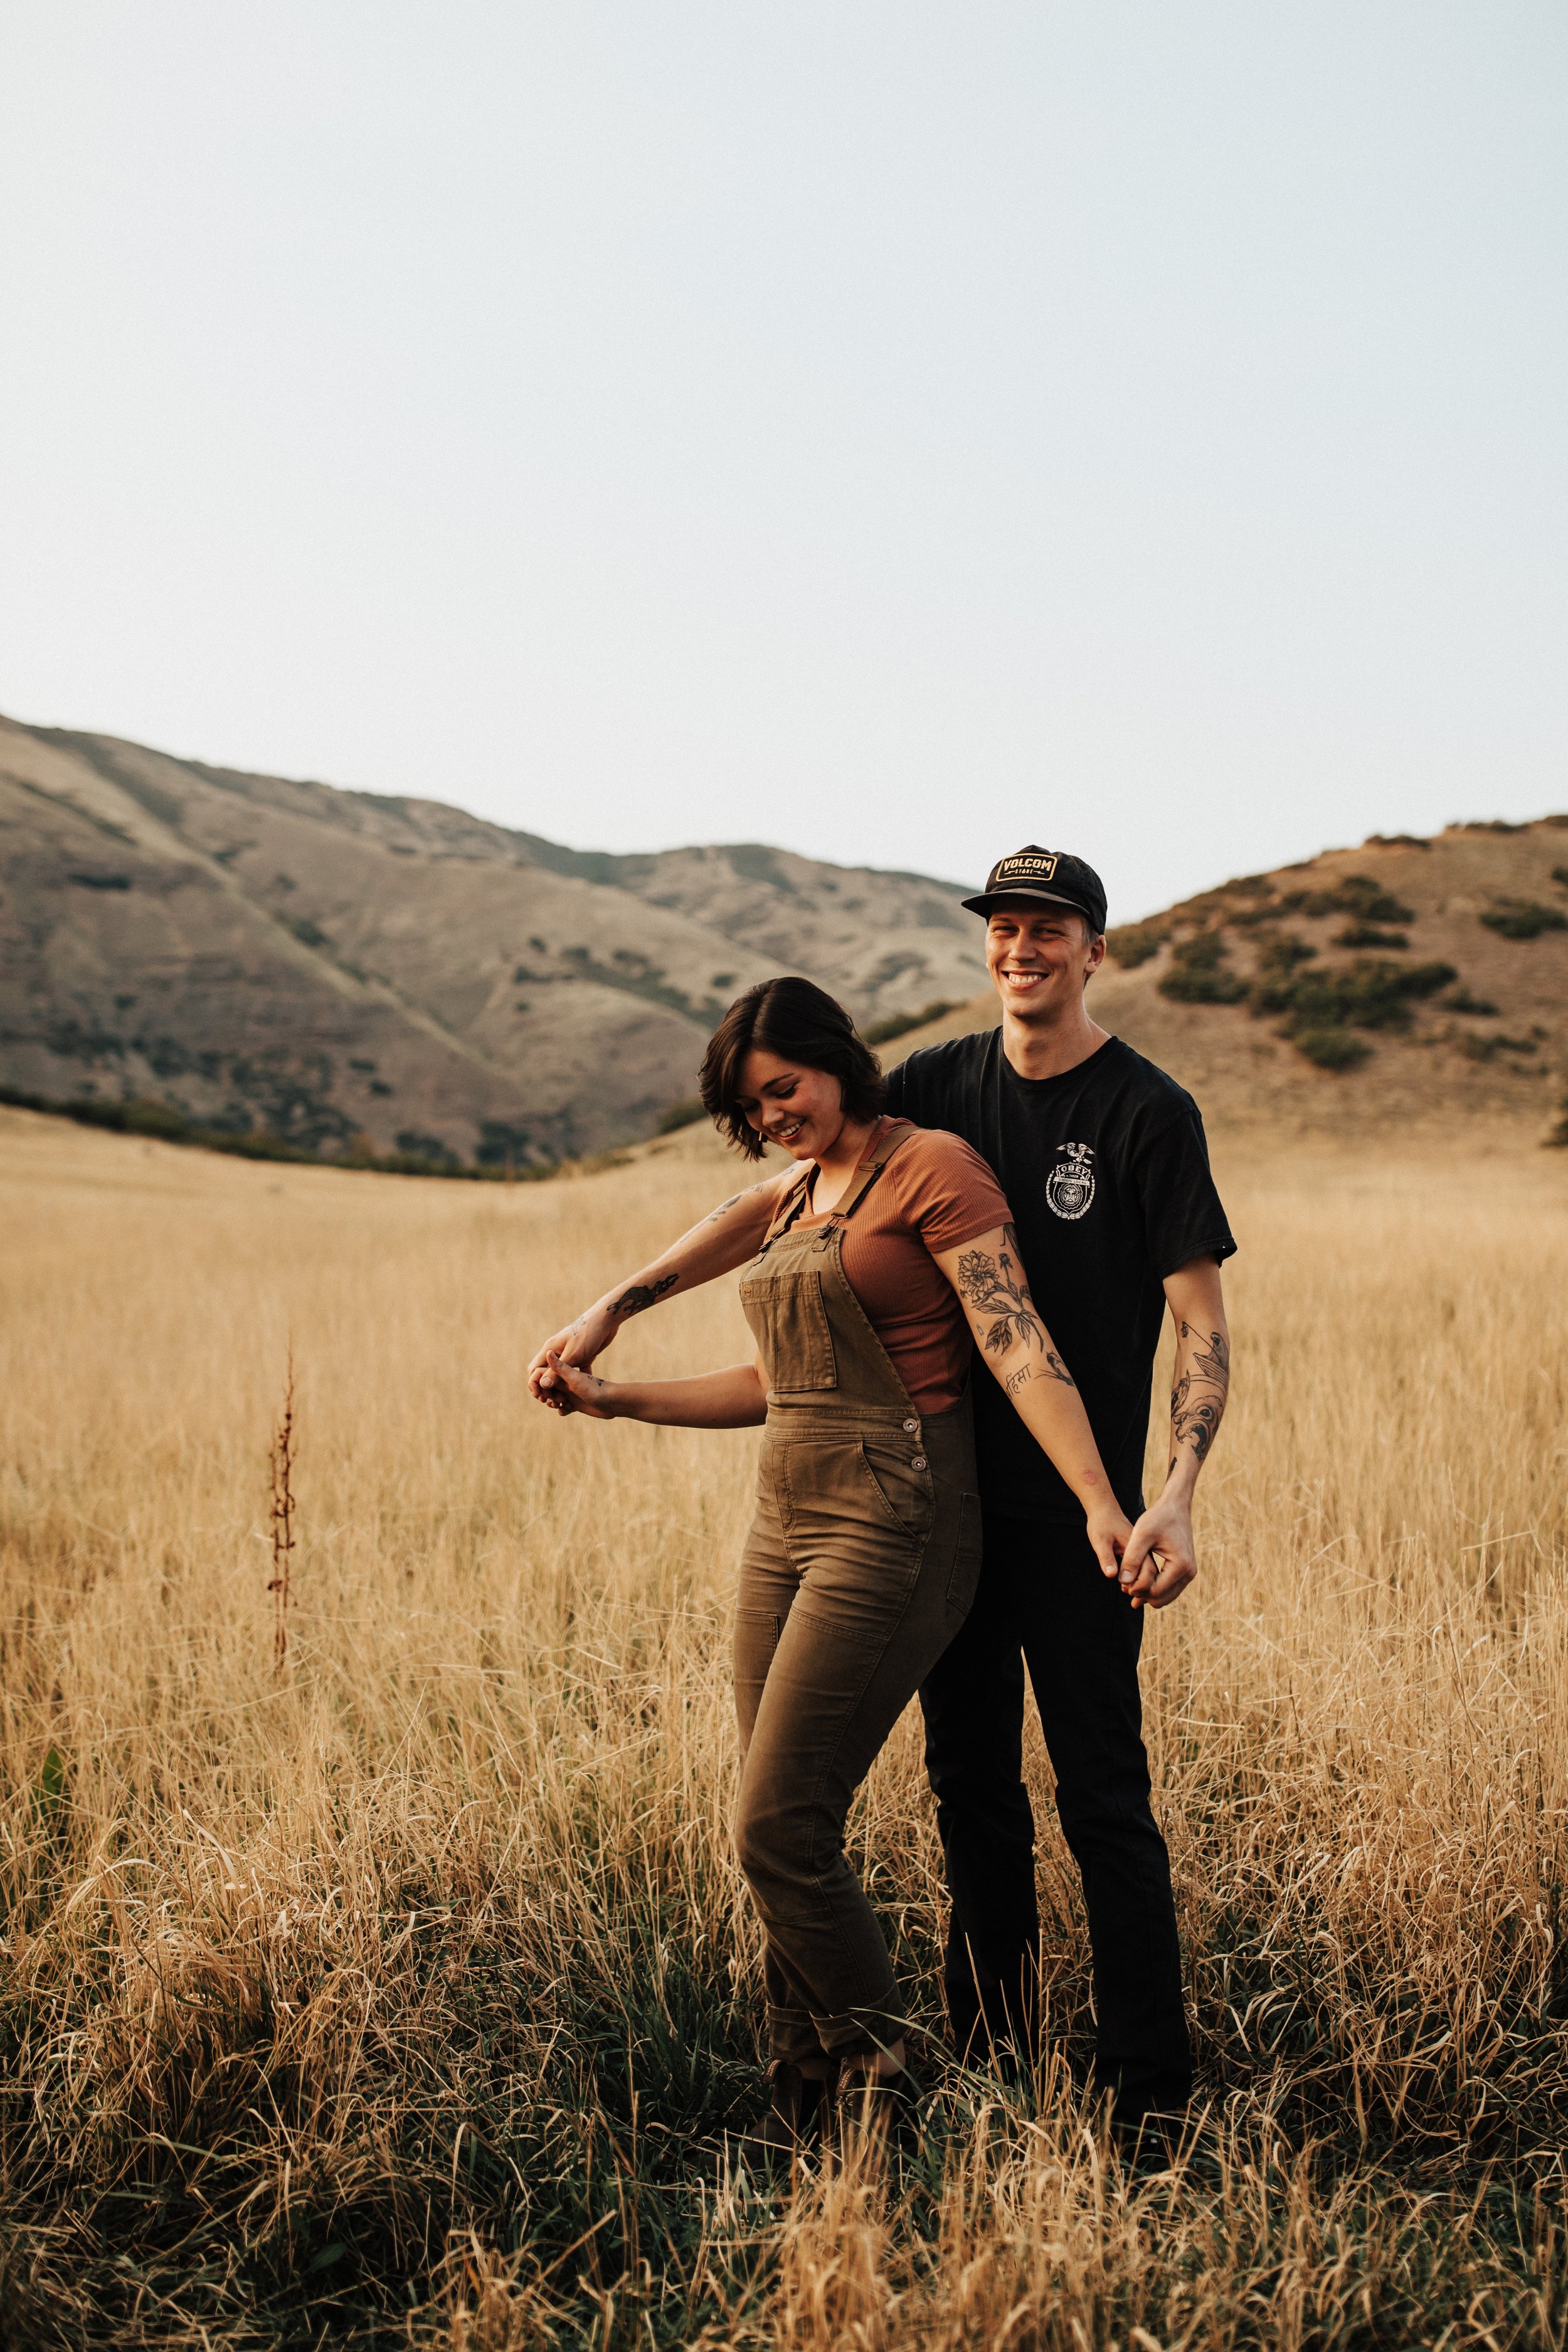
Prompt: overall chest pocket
<box><xmin>741</xmin><ymin>1269</ymin><xmax>839</xmax><ymax>1392</ymax></box>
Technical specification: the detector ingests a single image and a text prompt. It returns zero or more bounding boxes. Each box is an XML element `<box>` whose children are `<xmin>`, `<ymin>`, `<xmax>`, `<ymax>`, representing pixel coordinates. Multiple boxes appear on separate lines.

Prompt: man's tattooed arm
<box><xmin>934</xmin><ymin>1222</ymin><xmax>1115</xmax><ymax>1515</ymax></box>
<box><xmin>955</xmin><ymin>1223</ymin><xmax>1050</xmax><ymax>1358</ymax></box>
<box><xmin>607</xmin><ymin>1271</ymin><xmax>679</xmax><ymax>1321</ymax></box>
<box><xmin>1169</xmin><ymin>1320</ymin><xmax>1230</xmax><ymax>1466</ymax></box>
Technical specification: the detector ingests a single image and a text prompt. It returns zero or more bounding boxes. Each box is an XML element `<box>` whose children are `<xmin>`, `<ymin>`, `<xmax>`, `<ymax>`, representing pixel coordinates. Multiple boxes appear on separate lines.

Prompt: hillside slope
<box><xmin>0</xmin><ymin>714</ymin><xmax>983</xmax><ymax>1161</ymax></box>
<box><xmin>884</xmin><ymin>821</ymin><xmax>1568</xmax><ymax>1138</ymax></box>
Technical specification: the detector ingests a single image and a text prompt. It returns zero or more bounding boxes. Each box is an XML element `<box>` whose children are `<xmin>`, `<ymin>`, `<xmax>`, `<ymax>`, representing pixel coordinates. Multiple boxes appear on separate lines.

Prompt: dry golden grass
<box><xmin>3</xmin><ymin>1103</ymin><xmax>1568</xmax><ymax>2349</ymax></box>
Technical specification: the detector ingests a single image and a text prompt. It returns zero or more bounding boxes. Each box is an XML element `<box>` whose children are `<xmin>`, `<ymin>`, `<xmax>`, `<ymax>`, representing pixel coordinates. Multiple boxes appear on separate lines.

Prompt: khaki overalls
<box><xmin>734</xmin><ymin>1118</ymin><xmax>983</xmax><ymax>2068</ymax></box>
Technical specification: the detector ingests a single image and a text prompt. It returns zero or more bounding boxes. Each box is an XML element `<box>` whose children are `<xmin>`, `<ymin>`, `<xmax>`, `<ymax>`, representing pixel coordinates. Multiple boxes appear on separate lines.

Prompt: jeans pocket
<box><xmin>859</xmin><ymin>1441</ymin><xmax>935</xmax><ymax>1539</ymax></box>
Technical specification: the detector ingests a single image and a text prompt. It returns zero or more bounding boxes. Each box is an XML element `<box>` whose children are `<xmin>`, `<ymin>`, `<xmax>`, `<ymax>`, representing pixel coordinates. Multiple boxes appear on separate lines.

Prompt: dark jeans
<box><xmin>919</xmin><ymin>1510</ymin><xmax>1192</xmax><ymax>2118</ymax></box>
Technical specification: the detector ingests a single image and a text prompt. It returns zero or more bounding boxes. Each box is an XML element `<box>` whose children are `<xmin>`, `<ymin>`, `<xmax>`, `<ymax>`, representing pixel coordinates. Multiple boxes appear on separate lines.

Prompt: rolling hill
<box><xmin>0</xmin><ymin>712</ymin><xmax>983</xmax><ymax>1163</ymax></box>
<box><xmin>4</xmin><ymin>706</ymin><xmax>1564</xmax><ymax>1165</ymax></box>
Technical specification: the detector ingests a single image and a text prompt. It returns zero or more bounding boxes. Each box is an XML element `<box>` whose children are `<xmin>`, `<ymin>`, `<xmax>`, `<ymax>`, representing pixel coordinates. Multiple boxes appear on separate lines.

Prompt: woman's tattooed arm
<box><xmin>607</xmin><ymin>1271</ymin><xmax>680</xmax><ymax>1320</ymax></box>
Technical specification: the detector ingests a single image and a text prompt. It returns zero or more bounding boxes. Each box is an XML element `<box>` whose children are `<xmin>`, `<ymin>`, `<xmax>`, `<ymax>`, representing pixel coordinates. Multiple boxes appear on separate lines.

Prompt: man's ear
<box><xmin>1083</xmin><ymin>931</ymin><xmax>1108</xmax><ymax>983</ymax></box>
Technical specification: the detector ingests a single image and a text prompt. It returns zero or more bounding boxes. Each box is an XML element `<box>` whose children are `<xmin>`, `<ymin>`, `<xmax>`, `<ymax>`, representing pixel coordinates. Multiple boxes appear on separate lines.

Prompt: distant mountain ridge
<box><xmin>0</xmin><ymin>712</ymin><xmax>985</xmax><ymax>1163</ymax></box>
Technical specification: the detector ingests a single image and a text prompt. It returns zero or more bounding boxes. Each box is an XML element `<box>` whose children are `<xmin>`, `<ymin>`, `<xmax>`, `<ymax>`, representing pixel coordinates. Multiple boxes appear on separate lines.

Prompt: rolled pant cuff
<box><xmin>814</xmin><ymin>2000</ymin><xmax>911</xmax><ymax>2063</ymax></box>
<box><xmin>766</xmin><ymin>2005</ymin><xmax>828</xmax><ymax>2068</ymax></box>
<box><xmin>765</xmin><ymin>1997</ymin><xmax>912</xmax><ymax>2067</ymax></box>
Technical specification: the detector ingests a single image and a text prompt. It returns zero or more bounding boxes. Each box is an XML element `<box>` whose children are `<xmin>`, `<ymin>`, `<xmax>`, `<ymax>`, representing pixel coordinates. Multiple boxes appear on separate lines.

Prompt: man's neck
<box><xmin>999</xmin><ymin>1001</ymin><xmax>1111</xmax><ymax>1082</ymax></box>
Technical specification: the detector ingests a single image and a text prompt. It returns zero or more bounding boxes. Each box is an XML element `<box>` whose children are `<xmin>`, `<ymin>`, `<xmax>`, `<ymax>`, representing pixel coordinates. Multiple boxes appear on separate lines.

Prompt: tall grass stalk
<box><xmin>267</xmin><ymin>1350</ymin><xmax>297</xmax><ymax>1677</ymax></box>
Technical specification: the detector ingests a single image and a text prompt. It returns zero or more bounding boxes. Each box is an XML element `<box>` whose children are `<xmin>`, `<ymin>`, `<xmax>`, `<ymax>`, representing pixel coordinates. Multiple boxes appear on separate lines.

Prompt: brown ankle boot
<box><xmin>734</xmin><ymin>2060</ymin><xmax>834</xmax><ymax>2169</ymax></box>
<box><xmin>835</xmin><ymin>2060</ymin><xmax>922</xmax><ymax>2151</ymax></box>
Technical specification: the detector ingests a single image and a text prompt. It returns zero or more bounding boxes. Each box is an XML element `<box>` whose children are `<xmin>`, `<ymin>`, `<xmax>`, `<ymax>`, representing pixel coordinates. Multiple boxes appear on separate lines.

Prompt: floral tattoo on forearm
<box><xmin>956</xmin><ymin>1225</ymin><xmax>1074</xmax><ymax>1383</ymax></box>
<box><xmin>1169</xmin><ymin>1321</ymin><xmax>1229</xmax><ymax>1466</ymax></box>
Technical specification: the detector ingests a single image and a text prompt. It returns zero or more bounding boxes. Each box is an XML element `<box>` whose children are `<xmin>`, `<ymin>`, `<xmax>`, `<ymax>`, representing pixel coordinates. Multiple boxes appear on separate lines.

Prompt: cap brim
<box><xmin>960</xmin><ymin>886</ymin><xmax>1095</xmax><ymax>918</ymax></box>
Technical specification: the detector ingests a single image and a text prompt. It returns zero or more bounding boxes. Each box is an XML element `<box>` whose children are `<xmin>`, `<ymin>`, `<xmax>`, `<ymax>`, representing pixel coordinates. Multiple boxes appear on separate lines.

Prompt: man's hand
<box><xmin>1115</xmin><ymin>1490</ymin><xmax>1198</xmax><ymax>1611</ymax></box>
<box><xmin>1105</xmin><ymin>1253</ymin><xmax>1230</xmax><ymax>1608</ymax></box>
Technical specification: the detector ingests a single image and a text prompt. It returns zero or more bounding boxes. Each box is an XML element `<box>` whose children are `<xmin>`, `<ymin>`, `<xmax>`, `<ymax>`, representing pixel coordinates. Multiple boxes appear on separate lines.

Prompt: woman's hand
<box><xmin>538</xmin><ymin>1355</ymin><xmax>768</xmax><ymax>1430</ymax></box>
<box><xmin>541</xmin><ymin>1351</ymin><xmax>622</xmax><ymax>1421</ymax></box>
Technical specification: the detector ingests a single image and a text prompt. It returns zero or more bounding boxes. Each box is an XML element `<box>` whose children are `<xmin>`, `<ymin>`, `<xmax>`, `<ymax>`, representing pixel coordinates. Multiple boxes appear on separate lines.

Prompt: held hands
<box><xmin>538</xmin><ymin>1351</ymin><xmax>621</xmax><ymax>1422</ymax></box>
<box><xmin>527</xmin><ymin>1305</ymin><xmax>620</xmax><ymax>1415</ymax></box>
<box><xmin>1110</xmin><ymin>1489</ymin><xmax>1199</xmax><ymax>1611</ymax></box>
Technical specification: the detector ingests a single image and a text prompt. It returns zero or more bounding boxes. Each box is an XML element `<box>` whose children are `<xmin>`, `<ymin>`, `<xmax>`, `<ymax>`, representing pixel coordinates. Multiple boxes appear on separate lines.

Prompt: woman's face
<box><xmin>735</xmin><ymin>1049</ymin><xmax>846</xmax><ymax>1160</ymax></box>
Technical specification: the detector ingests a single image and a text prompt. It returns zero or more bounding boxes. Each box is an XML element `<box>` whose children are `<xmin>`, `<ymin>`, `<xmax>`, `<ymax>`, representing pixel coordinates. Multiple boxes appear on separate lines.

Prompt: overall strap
<box><xmin>756</xmin><ymin>1170</ymin><xmax>813</xmax><ymax>1256</ymax></box>
<box><xmin>819</xmin><ymin>1120</ymin><xmax>917</xmax><ymax>1230</ymax></box>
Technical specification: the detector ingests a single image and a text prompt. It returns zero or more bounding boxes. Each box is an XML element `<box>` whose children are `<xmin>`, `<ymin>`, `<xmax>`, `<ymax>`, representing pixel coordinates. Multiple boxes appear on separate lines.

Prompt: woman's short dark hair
<box><xmin>698</xmin><ymin>977</ymin><xmax>886</xmax><ymax>1159</ymax></box>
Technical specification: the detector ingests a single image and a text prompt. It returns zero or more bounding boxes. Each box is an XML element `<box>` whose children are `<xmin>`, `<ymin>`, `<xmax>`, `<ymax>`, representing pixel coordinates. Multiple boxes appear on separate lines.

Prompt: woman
<box><xmin>539</xmin><ymin>978</ymin><xmax>1129</xmax><ymax>2158</ymax></box>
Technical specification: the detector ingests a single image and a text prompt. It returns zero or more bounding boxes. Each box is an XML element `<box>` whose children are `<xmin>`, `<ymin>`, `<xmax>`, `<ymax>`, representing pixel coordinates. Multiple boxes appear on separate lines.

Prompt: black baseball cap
<box><xmin>960</xmin><ymin>845</ymin><xmax>1108</xmax><ymax>934</ymax></box>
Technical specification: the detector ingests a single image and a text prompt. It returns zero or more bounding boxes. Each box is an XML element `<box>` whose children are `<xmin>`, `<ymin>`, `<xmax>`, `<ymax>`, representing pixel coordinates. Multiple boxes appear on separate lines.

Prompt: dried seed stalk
<box><xmin>267</xmin><ymin>1350</ymin><xmax>297</xmax><ymax>1674</ymax></box>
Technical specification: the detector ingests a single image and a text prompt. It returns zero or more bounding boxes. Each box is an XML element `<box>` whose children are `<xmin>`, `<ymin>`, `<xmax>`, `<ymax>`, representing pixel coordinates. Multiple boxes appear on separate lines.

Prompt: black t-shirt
<box><xmin>884</xmin><ymin>1030</ymin><xmax>1236</xmax><ymax>1522</ymax></box>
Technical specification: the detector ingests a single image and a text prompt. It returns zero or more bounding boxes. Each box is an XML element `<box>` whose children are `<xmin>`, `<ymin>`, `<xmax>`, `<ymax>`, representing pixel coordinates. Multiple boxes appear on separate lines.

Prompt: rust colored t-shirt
<box><xmin>794</xmin><ymin>1118</ymin><xmax>1012</xmax><ymax>1412</ymax></box>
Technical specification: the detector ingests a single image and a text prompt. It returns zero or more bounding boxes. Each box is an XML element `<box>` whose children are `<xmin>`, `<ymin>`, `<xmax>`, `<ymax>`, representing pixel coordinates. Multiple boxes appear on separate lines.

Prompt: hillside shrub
<box><xmin>1251</xmin><ymin>957</ymin><xmax>1457</xmax><ymax>1033</ymax></box>
<box><xmin>1104</xmin><ymin>917</ymin><xmax>1173</xmax><ymax>967</ymax></box>
<box><xmin>1335</xmin><ymin>924</ymin><xmax>1408</xmax><ymax>950</ymax></box>
<box><xmin>0</xmin><ymin>1088</ymin><xmax>563</xmax><ymax>1183</ymax></box>
<box><xmin>395</xmin><ymin>1130</ymin><xmax>461</xmax><ymax>1167</ymax></box>
<box><xmin>1551</xmin><ymin>864</ymin><xmax>1568</xmax><ymax>890</ymax></box>
<box><xmin>1253</xmin><ymin>934</ymin><xmax>1317</xmax><ymax>978</ymax></box>
<box><xmin>655</xmin><ymin>1099</ymin><xmax>706</xmax><ymax>1134</ymax></box>
<box><xmin>1276</xmin><ymin>874</ymin><xmax>1416</xmax><ymax>926</ymax></box>
<box><xmin>1445</xmin><ymin>987</ymin><xmax>1500</xmax><ymax>1016</ymax></box>
<box><xmin>1157</xmin><ymin>932</ymin><xmax>1249</xmax><ymax>1004</ymax></box>
<box><xmin>1458</xmin><ymin>1033</ymin><xmax>1539</xmax><ymax>1063</ymax></box>
<box><xmin>865</xmin><ymin>999</ymin><xmax>960</xmax><ymax>1045</ymax></box>
<box><xmin>1293</xmin><ymin>1028</ymin><xmax>1372</xmax><ymax>1071</ymax></box>
<box><xmin>1478</xmin><ymin>900</ymin><xmax>1568</xmax><ymax>940</ymax></box>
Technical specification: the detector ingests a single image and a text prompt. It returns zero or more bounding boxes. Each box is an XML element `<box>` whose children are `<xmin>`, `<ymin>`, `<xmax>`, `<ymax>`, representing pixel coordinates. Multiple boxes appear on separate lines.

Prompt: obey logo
<box><xmin>1046</xmin><ymin>1142</ymin><xmax>1095</xmax><ymax>1220</ymax></box>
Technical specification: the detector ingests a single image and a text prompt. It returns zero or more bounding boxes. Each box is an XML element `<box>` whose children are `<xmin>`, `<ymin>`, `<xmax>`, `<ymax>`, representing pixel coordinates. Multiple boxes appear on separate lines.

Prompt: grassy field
<box><xmin>3</xmin><ymin>1103</ymin><xmax>1568</xmax><ymax>2349</ymax></box>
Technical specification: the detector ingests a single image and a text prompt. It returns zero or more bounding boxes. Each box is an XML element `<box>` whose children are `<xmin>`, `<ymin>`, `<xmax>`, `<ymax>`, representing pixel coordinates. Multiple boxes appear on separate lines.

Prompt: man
<box><xmin>528</xmin><ymin>845</ymin><xmax>1234</xmax><ymax>2132</ymax></box>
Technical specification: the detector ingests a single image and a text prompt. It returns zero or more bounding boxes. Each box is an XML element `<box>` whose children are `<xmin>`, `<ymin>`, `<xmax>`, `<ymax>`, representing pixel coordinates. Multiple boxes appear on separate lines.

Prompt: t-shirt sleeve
<box><xmin>882</xmin><ymin>1059</ymin><xmax>907</xmax><ymax>1118</ymax></box>
<box><xmin>1133</xmin><ymin>1110</ymin><xmax>1237</xmax><ymax>1278</ymax></box>
<box><xmin>895</xmin><ymin>1128</ymin><xmax>1013</xmax><ymax>1255</ymax></box>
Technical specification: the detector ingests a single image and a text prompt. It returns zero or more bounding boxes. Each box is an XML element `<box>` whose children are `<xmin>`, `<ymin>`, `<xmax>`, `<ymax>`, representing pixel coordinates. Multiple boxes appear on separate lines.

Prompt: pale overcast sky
<box><xmin>1</xmin><ymin>4</ymin><xmax>1564</xmax><ymax>918</ymax></box>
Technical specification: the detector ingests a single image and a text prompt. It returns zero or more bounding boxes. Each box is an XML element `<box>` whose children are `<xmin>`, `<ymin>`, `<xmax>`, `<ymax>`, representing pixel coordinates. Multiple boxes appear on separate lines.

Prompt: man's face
<box><xmin>984</xmin><ymin>898</ymin><xmax>1105</xmax><ymax>1020</ymax></box>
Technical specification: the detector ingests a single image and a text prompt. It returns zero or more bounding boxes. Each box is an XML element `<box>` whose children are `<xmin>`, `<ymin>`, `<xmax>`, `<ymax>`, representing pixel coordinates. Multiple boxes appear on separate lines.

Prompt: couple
<box><xmin>529</xmin><ymin>845</ymin><xmax>1235</xmax><ymax>2158</ymax></box>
